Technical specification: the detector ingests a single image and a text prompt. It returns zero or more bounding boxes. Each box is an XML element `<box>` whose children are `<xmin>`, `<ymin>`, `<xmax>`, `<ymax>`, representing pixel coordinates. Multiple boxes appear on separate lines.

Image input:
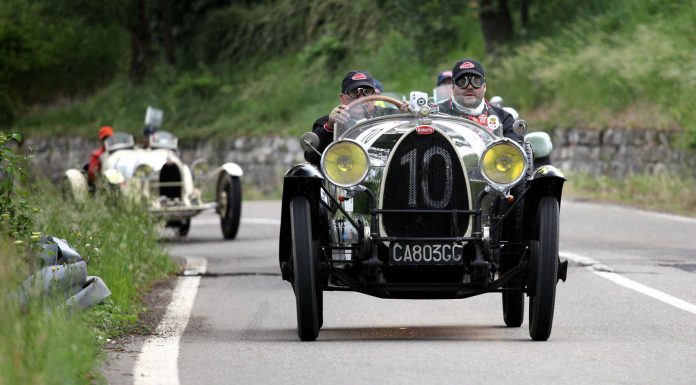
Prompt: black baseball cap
<box><xmin>436</xmin><ymin>70</ymin><xmax>453</xmax><ymax>86</ymax></box>
<box><xmin>452</xmin><ymin>59</ymin><xmax>485</xmax><ymax>81</ymax></box>
<box><xmin>342</xmin><ymin>71</ymin><xmax>376</xmax><ymax>94</ymax></box>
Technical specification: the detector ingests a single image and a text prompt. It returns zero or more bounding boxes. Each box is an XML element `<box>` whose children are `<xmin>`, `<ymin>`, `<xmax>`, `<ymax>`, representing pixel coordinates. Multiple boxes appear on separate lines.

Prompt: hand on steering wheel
<box><xmin>328</xmin><ymin>105</ymin><xmax>350</xmax><ymax>125</ymax></box>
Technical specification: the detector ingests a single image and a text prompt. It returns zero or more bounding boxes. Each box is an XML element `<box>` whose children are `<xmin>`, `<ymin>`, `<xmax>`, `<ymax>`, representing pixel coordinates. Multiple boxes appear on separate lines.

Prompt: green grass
<box><xmin>0</xmin><ymin>181</ymin><xmax>177</xmax><ymax>384</ymax></box>
<box><xmin>565</xmin><ymin>171</ymin><xmax>696</xmax><ymax>216</ymax></box>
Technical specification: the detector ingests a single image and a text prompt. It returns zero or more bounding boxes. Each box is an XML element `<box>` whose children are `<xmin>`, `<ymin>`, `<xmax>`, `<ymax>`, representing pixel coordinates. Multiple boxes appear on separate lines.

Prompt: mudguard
<box><xmin>214</xmin><ymin>162</ymin><xmax>244</xmax><ymax>178</ymax></box>
<box><xmin>278</xmin><ymin>163</ymin><xmax>324</xmax><ymax>282</ymax></box>
<box><xmin>523</xmin><ymin>165</ymin><xmax>566</xmax><ymax>239</ymax></box>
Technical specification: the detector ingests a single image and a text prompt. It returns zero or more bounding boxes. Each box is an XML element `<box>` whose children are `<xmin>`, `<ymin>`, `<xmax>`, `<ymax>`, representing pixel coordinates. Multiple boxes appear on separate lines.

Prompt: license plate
<box><xmin>389</xmin><ymin>243</ymin><xmax>464</xmax><ymax>265</ymax></box>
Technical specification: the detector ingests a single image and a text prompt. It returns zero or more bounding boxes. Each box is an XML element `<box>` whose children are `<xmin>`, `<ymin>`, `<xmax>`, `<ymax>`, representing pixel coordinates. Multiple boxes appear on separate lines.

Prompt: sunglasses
<box><xmin>454</xmin><ymin>75</ymin><xmax>485</xmax><ymax>89</ymax></box>
<box><xmin>346</xmin><ymin>87</ymin><xmax>376</xmax><ymax>98</ymax></box>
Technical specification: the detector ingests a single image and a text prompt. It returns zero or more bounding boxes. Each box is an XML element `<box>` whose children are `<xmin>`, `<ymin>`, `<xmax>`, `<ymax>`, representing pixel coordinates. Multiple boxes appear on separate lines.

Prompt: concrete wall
<box><xmin>23</xmin><ymin>128</ymin><xmax>693</xmax><ymax>194</ymax></box>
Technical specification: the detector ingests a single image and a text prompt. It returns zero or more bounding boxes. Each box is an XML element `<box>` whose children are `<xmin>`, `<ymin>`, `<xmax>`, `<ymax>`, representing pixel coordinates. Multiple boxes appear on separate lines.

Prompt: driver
<box><xmin>87</xmin><ymin>125</ymin><xmax>114</xmax><ymax>189</ymax></box>
<box><xmin>305</xmin><ymin>71</ymin><xmax>404</xmax><ymax>164</ymax></box>
<box><xmin>437</xmin><ymin>59</ymin><xmax>523</xmax><ymax>142</ymax></box>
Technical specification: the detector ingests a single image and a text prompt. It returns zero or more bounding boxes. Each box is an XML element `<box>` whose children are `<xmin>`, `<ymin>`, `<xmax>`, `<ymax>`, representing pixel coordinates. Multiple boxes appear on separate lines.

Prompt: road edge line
<box><xmin>133</xmin><ymin>256</ymin><xmax>207</xmax><ymax>385</ymax></box>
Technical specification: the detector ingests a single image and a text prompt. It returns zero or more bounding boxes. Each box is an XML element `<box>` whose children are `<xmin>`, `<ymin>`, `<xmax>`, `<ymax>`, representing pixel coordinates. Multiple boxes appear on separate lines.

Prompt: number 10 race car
<box><xmin>278</xmin><ymin>93</ymin><xmax>567</xmax><ymax>341</ymax></box>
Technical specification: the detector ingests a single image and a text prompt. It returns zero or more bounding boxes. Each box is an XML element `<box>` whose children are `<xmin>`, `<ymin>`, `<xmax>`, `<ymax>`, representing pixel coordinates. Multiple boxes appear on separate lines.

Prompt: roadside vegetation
<box><xmin>0</xmin><ymin>132</ymin><xmax>177</xmax><ymax>384</ymax></box>
<box><xmin>5</xmin><ymin>0</ymin><xmax>696</xmax><ymax>146</ymax></box>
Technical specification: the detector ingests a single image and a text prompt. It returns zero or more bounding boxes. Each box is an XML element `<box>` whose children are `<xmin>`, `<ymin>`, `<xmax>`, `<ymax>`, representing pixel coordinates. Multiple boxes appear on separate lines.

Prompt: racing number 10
<box><xmin>400</xmin><ymin>146</ymin><xmax>453</xmax><ymax>209</ymax></box>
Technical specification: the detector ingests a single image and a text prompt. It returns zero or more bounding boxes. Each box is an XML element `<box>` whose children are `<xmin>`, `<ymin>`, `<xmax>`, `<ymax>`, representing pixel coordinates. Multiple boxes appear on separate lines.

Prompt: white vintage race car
<box><xmin>64</xmin><ymin>131</ymin><xmax>243</xmax><ymax>239</ymax></box>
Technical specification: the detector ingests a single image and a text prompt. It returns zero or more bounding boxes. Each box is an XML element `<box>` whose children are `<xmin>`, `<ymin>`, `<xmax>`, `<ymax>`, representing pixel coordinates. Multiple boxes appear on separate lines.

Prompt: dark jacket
<box><xmin>304</xmin><ymin>106</ymin><xmax>398</xmax><ymax>164</ymax></box>
<box><xmin>437</xmin><ymin>99</ymin><xmax>523</xmax><ymax>142</ymax></box>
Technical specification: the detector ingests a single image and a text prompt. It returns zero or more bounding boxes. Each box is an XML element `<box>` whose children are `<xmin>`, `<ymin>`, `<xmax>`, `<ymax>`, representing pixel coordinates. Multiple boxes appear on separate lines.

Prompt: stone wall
<box><xmin>22</xmin><ymin>128</ymin><xmax>694</xmax><ymax>194</ymax></box>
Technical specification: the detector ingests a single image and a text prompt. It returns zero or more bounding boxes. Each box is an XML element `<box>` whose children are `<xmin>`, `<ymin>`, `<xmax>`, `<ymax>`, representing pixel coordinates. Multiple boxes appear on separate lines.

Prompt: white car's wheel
<box><xmin>217</xmin><ymin>175</ymin><xmax>242</xmax><ymax>240</ymax></box>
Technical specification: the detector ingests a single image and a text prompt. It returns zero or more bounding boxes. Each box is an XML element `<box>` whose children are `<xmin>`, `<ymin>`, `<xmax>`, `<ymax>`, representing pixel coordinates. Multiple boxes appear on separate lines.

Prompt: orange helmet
<box><xmin>98</xmin><ymin>126</ymin><xmax>114</xmax><ymax>140</ymax></box>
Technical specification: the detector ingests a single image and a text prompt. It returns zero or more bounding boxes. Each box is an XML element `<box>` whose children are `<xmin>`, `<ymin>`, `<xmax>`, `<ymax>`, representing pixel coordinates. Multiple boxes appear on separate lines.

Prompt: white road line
<box><xmin>561</xmin><ymin>252</ymin><xmax>696</xmax><ymax>316</ymax></box>
<box><xmin>134</xmin><ymin>257</ymin><xmax>207</xmax><ymax>385</ymax></box>
<box><xmin>194</xmin><ymin>217</ymin><xmax>281</xmax><ymax>226</ymax></box>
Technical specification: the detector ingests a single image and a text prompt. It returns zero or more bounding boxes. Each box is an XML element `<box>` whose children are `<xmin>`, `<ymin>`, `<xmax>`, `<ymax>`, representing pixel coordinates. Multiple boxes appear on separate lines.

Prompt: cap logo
<box><xmin>352</xmin><ymin>73</ymin><xmax>367</xmax><ymax>80</ymax></box>
<box><xmin>460</xmin><ymin>62</ymin><xmax>475</xmax><ymax>69</ymax></box>
<box><xmin>416</xmin><ymin>125</ymin><xmax>434</xmax><ymax>135</ymax></box>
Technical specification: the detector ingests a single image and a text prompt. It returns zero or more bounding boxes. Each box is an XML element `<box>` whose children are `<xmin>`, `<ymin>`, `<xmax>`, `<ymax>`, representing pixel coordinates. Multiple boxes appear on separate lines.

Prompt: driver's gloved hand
<box><xmin>328</xmin><ymin>105</ymin><xmax>350</xmax><ymax>125</ymax></box>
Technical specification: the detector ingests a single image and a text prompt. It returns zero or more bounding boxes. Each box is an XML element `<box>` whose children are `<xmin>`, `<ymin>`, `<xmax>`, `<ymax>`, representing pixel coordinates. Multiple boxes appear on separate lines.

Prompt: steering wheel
<box><xmin>345</xmin><ymin>95</ymin><xmax>408</xmax><ymax>112</ymax></box>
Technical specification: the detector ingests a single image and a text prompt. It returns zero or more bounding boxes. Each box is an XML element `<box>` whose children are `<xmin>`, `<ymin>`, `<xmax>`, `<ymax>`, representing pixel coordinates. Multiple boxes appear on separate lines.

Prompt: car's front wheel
<box><xmin>528</xmin><ymin>196</ymin><xmax>559</xmax><ymax>341</ymax></box>
<box><xmin>290</xmin><ymin>196</ymin><xmax>321</xmax><ymax>341</ymax></box>
<box><xmin>217</xmin><ymin>175</ymin><xmax>242</xmax><ymax>240</ymax></box>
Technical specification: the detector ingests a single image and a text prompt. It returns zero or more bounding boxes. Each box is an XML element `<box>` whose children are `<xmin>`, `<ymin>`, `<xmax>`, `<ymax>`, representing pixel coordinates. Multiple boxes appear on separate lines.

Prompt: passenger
<box><xmin>437</xmin><ymin>59</ymin><xmax>523</xmax><ymax>142</ymax></box>
<box><xmin>305</xmin><ymin>71</ymin><xmax>405</xmax><ymax>164</ymax></box>
<box><xmin>87</xmin><ymin>126</ymin><xmax>114</xmax><ymax>188</ymax></box>
<box><xmin>433</xmin><ymin>70</ymin><xmax>453</xmax><ymax>102</ymax></box>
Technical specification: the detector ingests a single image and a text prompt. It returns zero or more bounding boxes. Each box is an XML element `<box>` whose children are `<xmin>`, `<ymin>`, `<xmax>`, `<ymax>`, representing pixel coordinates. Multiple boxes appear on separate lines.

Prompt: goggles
<box><xmin>454</xmin><ymin>75</ymin><xmax>485</xmax><ymax>89</ymax></box>
<box><xmin>345</xmin><ymin>87</ymin><xmax>376</xmax><ymax>99</ymax></box>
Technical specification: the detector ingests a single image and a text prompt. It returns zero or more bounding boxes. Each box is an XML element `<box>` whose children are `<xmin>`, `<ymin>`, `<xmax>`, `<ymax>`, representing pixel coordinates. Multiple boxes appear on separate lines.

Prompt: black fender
<box><xmin>278</xmin><ymin>163</ymin><xmax>324</xmax><ymax>282</ymax></box>
<box><xmin>522</xmin><ymin>165</ymin><xmax>566</xmax><ymax>240</ymax></box>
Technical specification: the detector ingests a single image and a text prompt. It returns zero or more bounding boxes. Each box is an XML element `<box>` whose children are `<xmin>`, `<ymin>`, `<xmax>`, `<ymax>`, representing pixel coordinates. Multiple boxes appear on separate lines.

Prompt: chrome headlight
<box><xmin>480</xmin><ymin>139</ymin><xmax>528</xmax><ymax>191</ymax></box>
<box><xmin>321</xmin><ymin>140</ymin><xmax>370</xmax><ymax>187</ymax></box>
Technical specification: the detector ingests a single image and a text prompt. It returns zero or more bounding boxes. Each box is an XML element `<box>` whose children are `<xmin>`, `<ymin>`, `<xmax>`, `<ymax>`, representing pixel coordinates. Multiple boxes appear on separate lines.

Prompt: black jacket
<box><xmin>437</xmin><ymin>99</ymin><xmax>523</xmax><ymax>142</ymax></box>
<box><xmin>304</xmin><ymin>106</ymin><xmax>399</xmax><ymax>164</ymax></box>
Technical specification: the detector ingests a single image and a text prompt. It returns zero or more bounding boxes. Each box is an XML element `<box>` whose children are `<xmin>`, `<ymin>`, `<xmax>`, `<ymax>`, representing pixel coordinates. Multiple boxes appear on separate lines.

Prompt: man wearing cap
<box><xmin>87</xmin><ymin>125</ymin><xmax>114</xmax><ymax>188</ymax></box>
<box><xmin>433</xmin><ymin>70</ymin><xmax>453</xmax><ymax>102</ymax></box>
<box><xmin>438</xmin><ymin>59</ymin><xmax>522</xmax><ymax>142</ymax></box>
<box><xmin>305</xmin><ymin>71</ymin><xmax>402</xmax><ymax>164</ymax></box>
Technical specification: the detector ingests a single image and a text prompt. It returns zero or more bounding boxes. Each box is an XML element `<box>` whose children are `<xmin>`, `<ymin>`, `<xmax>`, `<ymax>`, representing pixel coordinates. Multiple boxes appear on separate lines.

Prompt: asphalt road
<box><xmin>107</xmin><ymin>199</ymin><xmax>696</xmax><ymax>385</ymax></box>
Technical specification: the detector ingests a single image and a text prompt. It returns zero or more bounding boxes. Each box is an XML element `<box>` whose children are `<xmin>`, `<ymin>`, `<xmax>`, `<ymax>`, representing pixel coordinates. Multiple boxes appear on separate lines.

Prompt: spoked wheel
<box><xmin>217</xmin><ymin>175</ymin><xmax>242</xmax><ymax>240</ymax></box>
<box><xmin>528</xmin><ymin>196</ymin><xmax>559</xmax><ymax>341</ymax></box>
<box><xmin>290</xmin><ymin>196</ymin><xmax>322</xmax><ymax>341</ymax></box>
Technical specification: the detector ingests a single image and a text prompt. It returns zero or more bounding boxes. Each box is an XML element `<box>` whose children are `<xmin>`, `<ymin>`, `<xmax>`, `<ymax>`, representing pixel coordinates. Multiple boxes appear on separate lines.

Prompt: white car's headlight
<box><xmin>480</xmin><ymin>139</ymin><xmax>528</xmax><ymax>191</ymax></box>
<box><xmin>103</xmin><ymin>169</ymin><xmax>125</xmax><ymax>185</ymax></box>
<box><xmin>321</xmin><ymin>140</ymin><xmax>370</xmax><ymax>187</ymax></box>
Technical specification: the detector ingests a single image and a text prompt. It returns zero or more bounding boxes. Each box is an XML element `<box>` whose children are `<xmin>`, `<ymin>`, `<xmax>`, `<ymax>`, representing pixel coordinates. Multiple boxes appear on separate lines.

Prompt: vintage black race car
<box><xmin>278</xmin><ymin>93</ymin><xmax>567</xmax><ymax>341</ymax></box>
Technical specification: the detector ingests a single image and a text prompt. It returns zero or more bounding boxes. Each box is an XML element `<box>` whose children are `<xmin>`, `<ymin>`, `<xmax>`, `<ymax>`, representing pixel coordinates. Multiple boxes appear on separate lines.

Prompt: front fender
<box><xmin>216</xmin><ymin>162</ymin><xmax>244</xmax><ymax>178</ymax></box>
<box><xmin>523</xmin><ymin>165</ymin><xmax>566</xmax><ymax>239</ymax></box>
<box><xmin>278</xmin><ymin>163</ymin><xmax>324</xmax><ymax>282</ymax></box>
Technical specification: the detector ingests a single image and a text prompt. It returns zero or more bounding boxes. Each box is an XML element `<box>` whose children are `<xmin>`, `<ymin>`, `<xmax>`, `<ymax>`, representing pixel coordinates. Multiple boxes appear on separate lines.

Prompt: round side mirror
<box><xmin>513</xmin><ymin>119</ymin><xmax>528</xmax><ymax>136</ymax></box>
<box><xmin>300</xmin><ymin>132</ymin><xmax>320</xmax><ymax>153</ymax></box>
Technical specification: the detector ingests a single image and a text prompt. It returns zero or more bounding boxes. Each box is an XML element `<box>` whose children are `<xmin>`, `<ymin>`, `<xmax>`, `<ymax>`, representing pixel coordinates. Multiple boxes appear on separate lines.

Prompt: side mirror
<box><xmin>300</xmin><ymin>132</ymin><xmax>321</xmax><ymax>156</ymax></box>
<box><xmin>513</xmin><ymin>119</ymin><xmax>528</xmax><ymax>136</ymax></box>
<box><xmin>524</xmin><ymin>131</ymin><xmax>553</xmax><ymax>159</ymax></box>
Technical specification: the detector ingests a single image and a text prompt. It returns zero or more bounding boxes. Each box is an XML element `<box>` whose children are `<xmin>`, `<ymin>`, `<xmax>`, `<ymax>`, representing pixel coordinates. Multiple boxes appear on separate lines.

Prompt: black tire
<box><xmin>178</xmin><ymin>219</ymin><xmax>191</xmax><ymax>237</ymax></box>
<box><xmin>503</xmin><ymin>292</ymin><xmax>524</xmax><ymax>327</ymax></box>
<box><xmin>218</xmin><ymin>175</ymin><xmax>242</xmax><ymax>240</ymax></box>
<box><xmin>500</xmin><ymin>183</ymin><xmax>526</xmax><ymax>328</ymax></box>
<box><xmin>290</xmin><ymin>196</ymin><xmax>321</xmax><ymax>341</ymax></box>
<box><xmin>528</xmin><ymin>196</ymin><xmax>559</xmax><ymax>341</ymax></box>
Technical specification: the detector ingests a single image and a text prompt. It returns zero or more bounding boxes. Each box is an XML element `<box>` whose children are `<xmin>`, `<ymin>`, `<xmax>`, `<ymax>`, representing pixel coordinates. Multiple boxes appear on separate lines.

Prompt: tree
<box><xmin>479</xmin><ymin>0</ymin><xmax>514</xmax><ymax>53</ymax></box>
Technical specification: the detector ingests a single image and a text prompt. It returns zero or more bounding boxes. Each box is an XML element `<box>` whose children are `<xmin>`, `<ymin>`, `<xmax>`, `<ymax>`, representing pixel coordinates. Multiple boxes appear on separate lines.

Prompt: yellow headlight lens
<box><xmin>321</xmin><ymin>140</ymin><xmax>370</xmax><ymax>187</ymax></box>
<box><xmin>481</xmin><ymin>141</ymin><xmax>526</xmax><ymax>186</ymax></box>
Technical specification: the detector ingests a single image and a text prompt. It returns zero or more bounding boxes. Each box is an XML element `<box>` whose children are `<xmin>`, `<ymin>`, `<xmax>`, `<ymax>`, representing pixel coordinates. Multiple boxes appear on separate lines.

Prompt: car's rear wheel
<box><xmin>290</xmin><ymin>196</ymin><xmax>321</xmax><ymax>341</ymax></box>
<box><xmin>178</xmin><ymin>219</ymin><xmax>191</xmax><ymax>237</ymax></box>
<box><xmin>528</xmin><ymin>196</ymin><xmax>559</xmax><ymax>341</ymax></box>
<box><xmin>218</xmin><ymin>175</ymin><xmax>242</xmax><ymax>240</ymax></box>
<box><xmin>503</xmin><ymin>291</ymin><xmax>524</xmax><ymax>327</ymax></box>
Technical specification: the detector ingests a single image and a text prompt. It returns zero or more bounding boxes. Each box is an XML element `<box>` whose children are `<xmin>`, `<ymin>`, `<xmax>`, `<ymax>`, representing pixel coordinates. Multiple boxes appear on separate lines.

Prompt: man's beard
<box><xmin>453</xmin><ymin>94</ymin><xmax>482</xmax><ymax>109</ymax></box>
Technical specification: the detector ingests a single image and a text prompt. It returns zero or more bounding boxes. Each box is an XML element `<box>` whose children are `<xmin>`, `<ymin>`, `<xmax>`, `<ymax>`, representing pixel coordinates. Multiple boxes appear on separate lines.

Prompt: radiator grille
<box><xmin>381</xmin><ymin>129</ymin><xmax>469</xmax><ymax>237</ymax></box>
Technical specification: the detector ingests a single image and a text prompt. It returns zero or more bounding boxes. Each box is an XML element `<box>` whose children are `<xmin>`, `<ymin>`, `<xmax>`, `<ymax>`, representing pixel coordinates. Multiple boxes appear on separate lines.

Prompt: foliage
<box><xmin>566</xmin><ymin>171</ymin><xmax>696</xmax><ymax>216</ymax></box>
<box><xmin>0</xmin><ymin>131</ymin><xmax>176</xmax><ymax>383</ymax></box>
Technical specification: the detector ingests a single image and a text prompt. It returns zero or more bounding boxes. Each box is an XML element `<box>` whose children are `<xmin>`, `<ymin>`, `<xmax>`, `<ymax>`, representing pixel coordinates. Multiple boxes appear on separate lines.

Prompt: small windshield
<box><xmin>433</xmin><ymin>85</ymin><xmax>453</xmax><ymax>103</ymax></box>
<box><xmin>149</xmin><ymin>131</ymin><xmax>178</xmax><ymax>150</ymax></box>
<box><xmin>105</xmin><ymin>132</ymin><xmax>135</xmax><ymax>152</ymax></box>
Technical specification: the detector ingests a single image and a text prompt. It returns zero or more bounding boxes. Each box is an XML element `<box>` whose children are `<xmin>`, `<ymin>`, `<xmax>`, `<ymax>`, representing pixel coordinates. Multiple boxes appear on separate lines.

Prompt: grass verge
<box><xmin>0</xmin><ymin>135</ymin><xmax>177</xmax><ymax>385</ymax></box>
<box><xmin>564</xmin><ymin>171</ymin><xmax>696</xmax><ymax>217</ymax></box>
